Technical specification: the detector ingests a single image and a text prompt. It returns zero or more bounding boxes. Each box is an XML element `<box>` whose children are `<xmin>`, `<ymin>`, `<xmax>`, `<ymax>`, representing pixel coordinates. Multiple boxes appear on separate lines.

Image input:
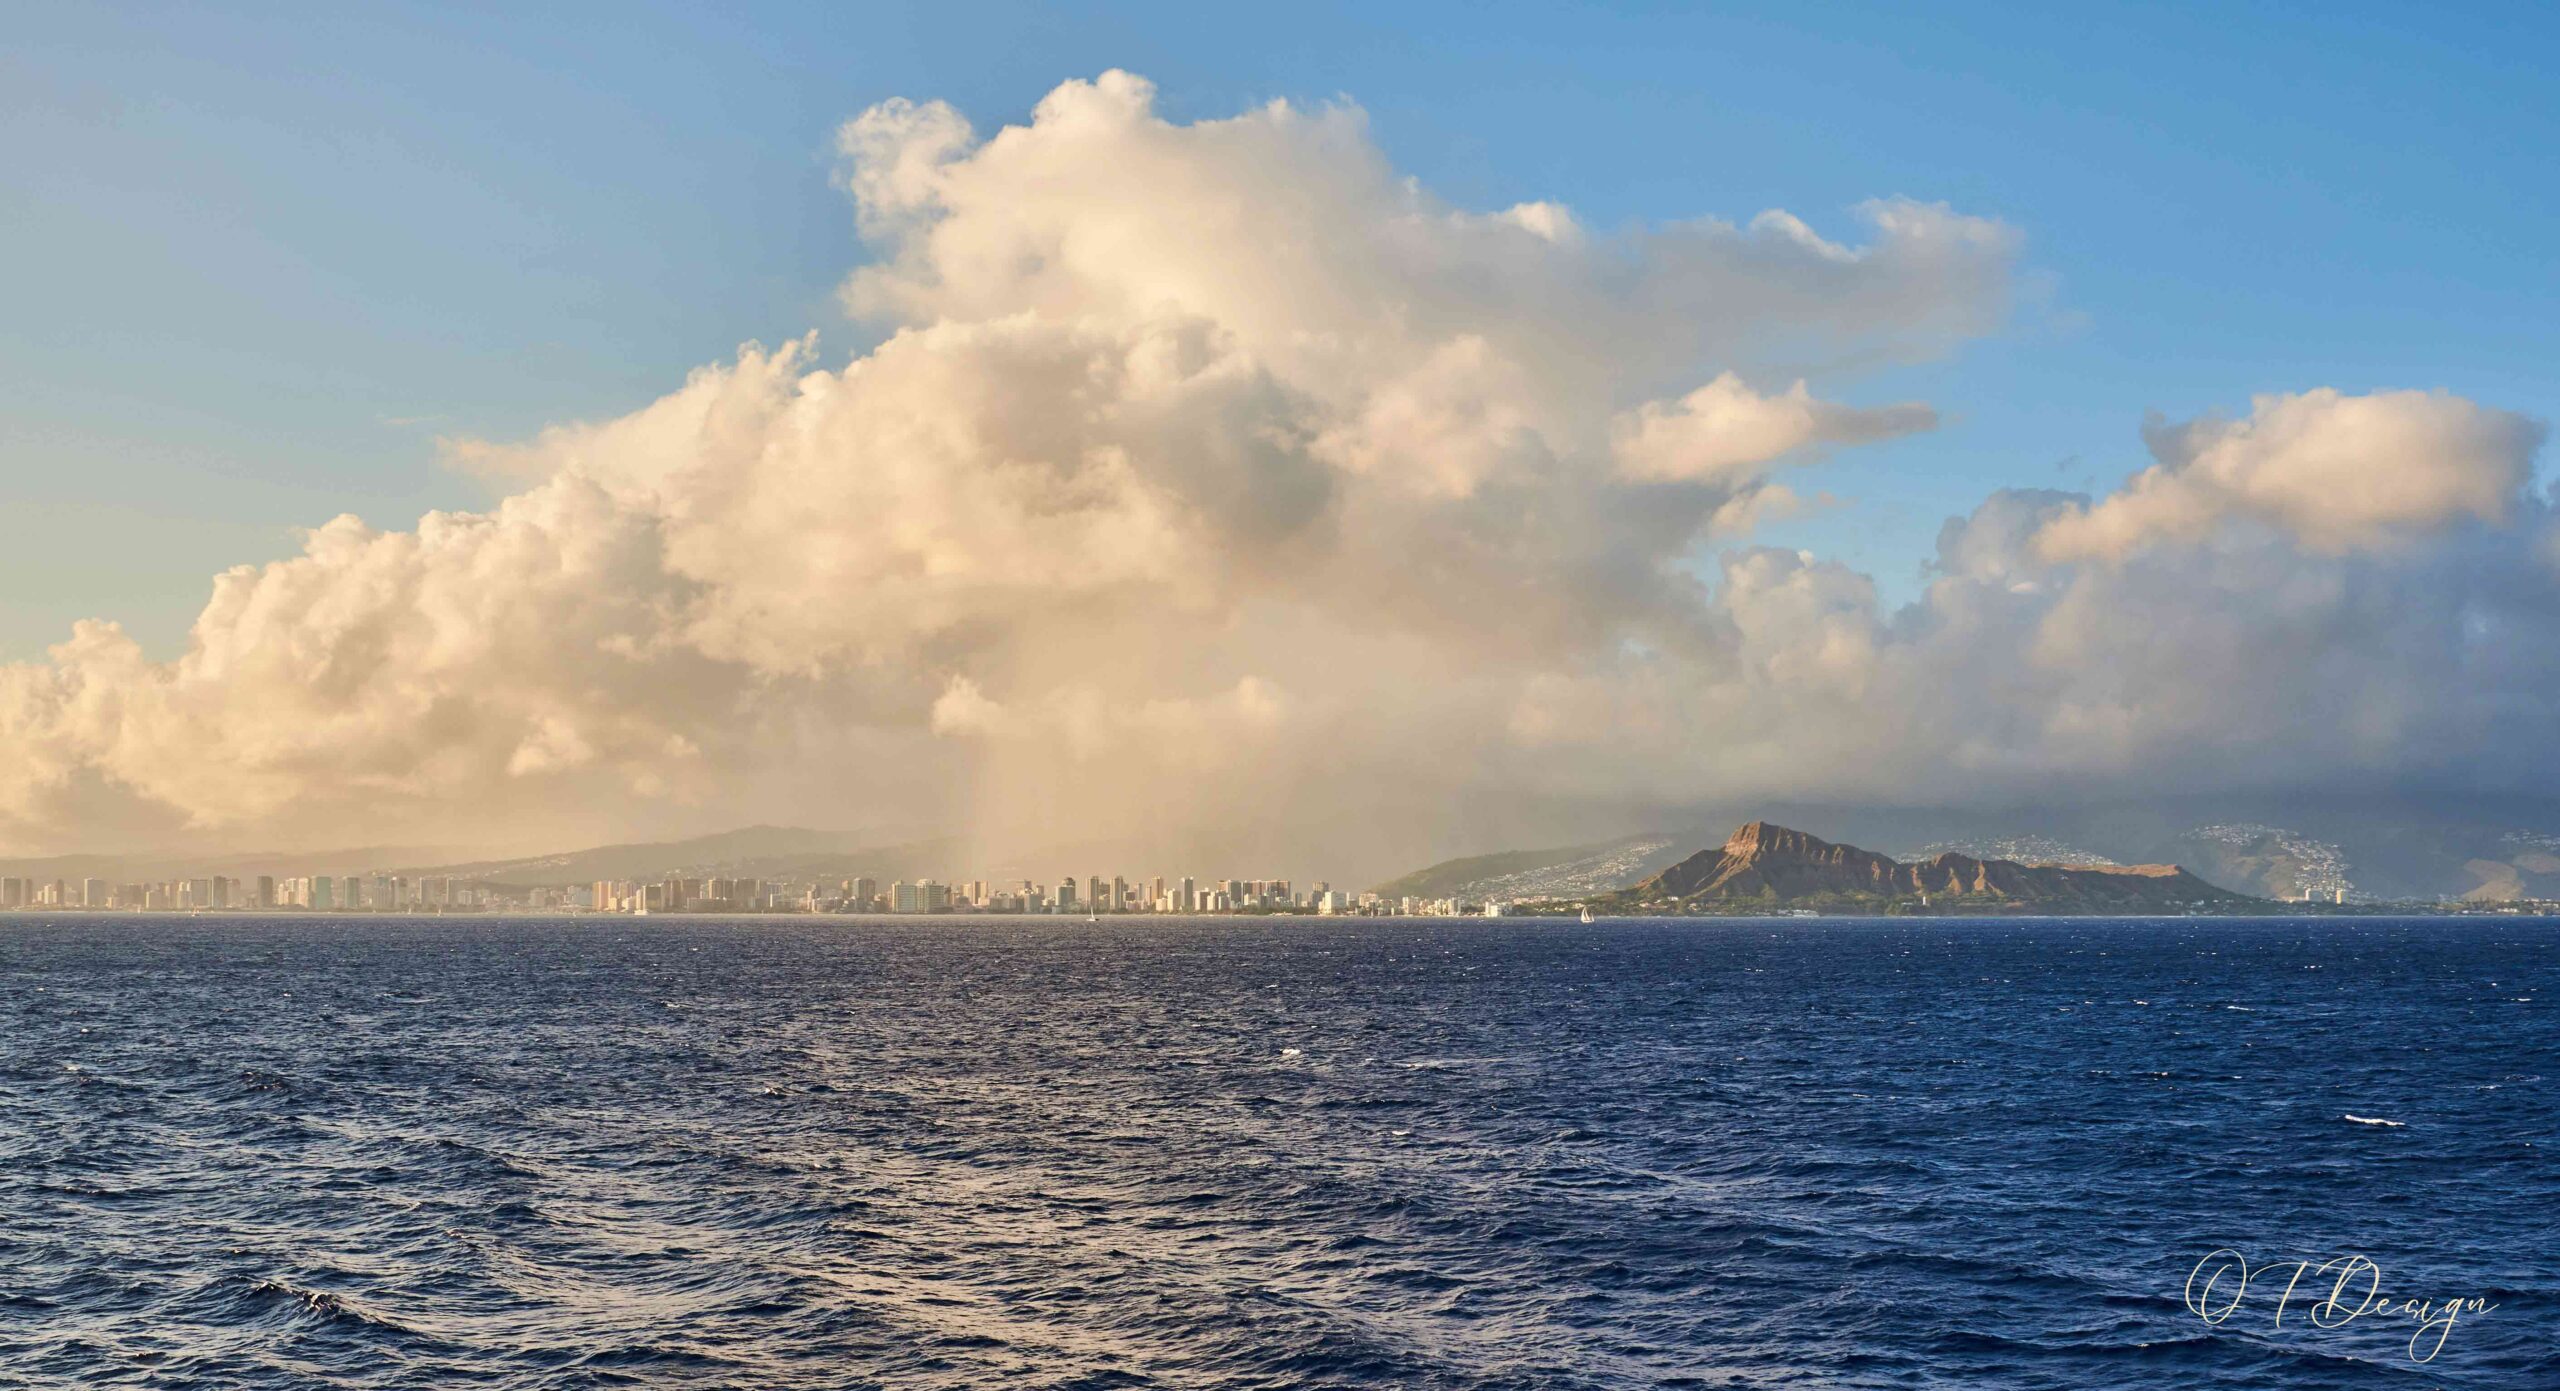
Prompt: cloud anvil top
<box><xmin>0</xmin><ymin>70</ymin><xmax>2550</xmax><ymax>882</ymax></box>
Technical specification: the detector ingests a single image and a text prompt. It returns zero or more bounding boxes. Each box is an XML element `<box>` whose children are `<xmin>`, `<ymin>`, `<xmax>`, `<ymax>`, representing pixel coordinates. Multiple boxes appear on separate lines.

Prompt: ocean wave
<box><xmin>2</xmin><ymin>913</ymin><xmax>2550</xmax><ymax>1389</ymax></box>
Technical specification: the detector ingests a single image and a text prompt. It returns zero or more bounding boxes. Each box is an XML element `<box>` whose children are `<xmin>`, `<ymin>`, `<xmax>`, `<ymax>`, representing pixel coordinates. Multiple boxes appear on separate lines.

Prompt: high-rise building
<box><xmin>254</xmin><ymin>875</ymin><xmax>276</xmax><ymax>908</ymax></box>
<box><xmin>81</xmin><ymin>877</ymin><xmax>107</xmax><ymax>908</ymax></box>
<box><xmin>1057</xmin><ymin>879</ymin><xmax>1079</xmax><ymax>912</ymax></box>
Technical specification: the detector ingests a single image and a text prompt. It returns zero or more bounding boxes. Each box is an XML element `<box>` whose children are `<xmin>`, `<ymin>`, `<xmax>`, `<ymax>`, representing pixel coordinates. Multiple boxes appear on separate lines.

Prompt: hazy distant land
<box><xmin>10</xmin><ymin>808</ymin><xmax>2560</xmax><ymax>918</ymax></box>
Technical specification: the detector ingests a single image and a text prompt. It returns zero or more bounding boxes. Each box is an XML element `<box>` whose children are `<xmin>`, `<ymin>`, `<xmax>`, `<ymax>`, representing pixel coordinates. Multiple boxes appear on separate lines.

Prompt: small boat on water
<box><xmin>1580</xmin><ymin>906</ymin><xmax>1596</xmax><ymax>924</ymax></box>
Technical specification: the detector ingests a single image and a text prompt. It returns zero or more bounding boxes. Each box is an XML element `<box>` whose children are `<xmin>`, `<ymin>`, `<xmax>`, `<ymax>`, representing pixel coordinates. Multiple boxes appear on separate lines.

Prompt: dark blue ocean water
<box><xmin>1</xmin><ymin>916</ymin><xmax>2551</xmax><ymax>1389</ymax></box>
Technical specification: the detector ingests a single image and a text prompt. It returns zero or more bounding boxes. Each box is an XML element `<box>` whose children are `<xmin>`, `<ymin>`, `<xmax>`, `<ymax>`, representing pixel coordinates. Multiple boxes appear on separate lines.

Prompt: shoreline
<box><xmin>4</xmin><ymin>908</ymin><xmax>2553</xmax><ymax>923</ymax></box>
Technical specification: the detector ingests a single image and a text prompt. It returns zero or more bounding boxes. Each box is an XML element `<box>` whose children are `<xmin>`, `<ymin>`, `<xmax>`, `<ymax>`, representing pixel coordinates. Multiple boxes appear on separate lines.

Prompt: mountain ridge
<box><xmin>1591</xmin><ymin>820</ymin><xmax>2248</xmax><ymax>912</ymax></box>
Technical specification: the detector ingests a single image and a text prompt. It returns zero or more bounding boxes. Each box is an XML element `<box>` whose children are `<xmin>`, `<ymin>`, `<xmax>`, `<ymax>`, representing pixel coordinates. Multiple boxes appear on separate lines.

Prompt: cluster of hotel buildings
<box><xmin>0</xmin><ymin>873</ymin><xmax>506</xmax><ymax>912</ymax></box>
<box><xmin>592</xmin><ymin>874</ymin><xmax>1507</xmax><ymax>917</ymax></box>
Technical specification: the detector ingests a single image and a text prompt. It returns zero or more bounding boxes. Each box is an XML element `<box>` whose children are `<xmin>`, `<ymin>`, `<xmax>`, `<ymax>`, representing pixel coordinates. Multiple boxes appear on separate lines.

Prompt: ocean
<box><xmin>2</xmin><ymin>915</ymin><xmax>2551</xmax><ymax>1388</ymax></box>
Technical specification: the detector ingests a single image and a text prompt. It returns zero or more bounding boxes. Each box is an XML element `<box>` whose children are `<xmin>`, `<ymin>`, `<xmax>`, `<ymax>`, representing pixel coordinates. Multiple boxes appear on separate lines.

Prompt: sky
<box><xmin>4</xmin><ymin>2</ymin><xmax>2557</xmax><ymax>873</ymax></box>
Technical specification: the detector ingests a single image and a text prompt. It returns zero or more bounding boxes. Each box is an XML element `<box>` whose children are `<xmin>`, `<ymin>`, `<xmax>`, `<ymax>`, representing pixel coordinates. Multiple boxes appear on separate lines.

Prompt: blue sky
<box><xmin>8</xmin><ymin>0</ymin><xmax>2555</xmax><ymax>659</ymax></box>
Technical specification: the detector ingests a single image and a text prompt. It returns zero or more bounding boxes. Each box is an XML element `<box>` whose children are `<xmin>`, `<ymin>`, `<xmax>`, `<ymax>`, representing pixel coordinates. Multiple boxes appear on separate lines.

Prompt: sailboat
<box><xmin>1580</xmin><ymin>905</ymin><xmax>1596</xmax><ymax>924</ymax></box>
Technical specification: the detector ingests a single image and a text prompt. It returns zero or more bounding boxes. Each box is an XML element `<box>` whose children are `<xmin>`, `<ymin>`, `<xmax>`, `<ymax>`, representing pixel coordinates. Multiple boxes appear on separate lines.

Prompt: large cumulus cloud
<box><xmin>2</xmin><ymin>71</ymin><xmax>2551</xmax><ymax>877</ymax></box>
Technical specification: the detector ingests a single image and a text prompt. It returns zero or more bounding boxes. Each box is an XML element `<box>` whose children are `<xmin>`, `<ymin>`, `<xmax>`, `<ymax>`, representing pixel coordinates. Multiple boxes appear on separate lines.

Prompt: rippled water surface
<box><xmin>3</xmin><ymin>915</ymin><xmax>2553</xmax><ymax>1388</ymax></box>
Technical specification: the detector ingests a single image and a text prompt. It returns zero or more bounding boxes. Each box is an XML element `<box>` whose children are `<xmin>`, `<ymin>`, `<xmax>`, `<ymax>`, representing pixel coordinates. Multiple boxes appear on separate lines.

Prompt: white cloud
<box><xmin>1612</xmin><ymin>374</ymin><xmax>1935</xmax><ymax>484</ymax></box>
<box><xmin>2036</xmin><ymin>388</ymin><xmax>2544</xmax><ymax>560</ymax></box>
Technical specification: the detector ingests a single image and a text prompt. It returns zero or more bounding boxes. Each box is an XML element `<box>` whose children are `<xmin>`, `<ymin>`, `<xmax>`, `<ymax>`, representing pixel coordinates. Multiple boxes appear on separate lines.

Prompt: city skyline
<box><xmin>0</xmin><ymin>866</ymin><xmax>1498</xmax><ymax>917</ymax></box>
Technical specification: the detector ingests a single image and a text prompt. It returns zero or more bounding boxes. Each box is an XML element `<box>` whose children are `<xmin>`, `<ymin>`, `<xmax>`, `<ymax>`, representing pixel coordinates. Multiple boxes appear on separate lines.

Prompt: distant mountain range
<box><xmin>0</xmin><ymin>826</ymin><xmax>946</xmax><ymax>891</ymax></box>
<box><xmin>0</xmin><ymin>842</ymin><xmax>484</xmax><ymax>887</ymax></box>
<box><xmin>392</xmin><ymin>826</ymin><xmax>954</xmax><ymax>888</ymax></box>
<box><xmin>1583</xmin><ymin>821</ymin><xmax>2246</xmax><ymax>913</ymax></box>
<box><xmin>1372</xmin><ymin>795</ymin><xmax>2560</xmax><ymax>905</ymax></box>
